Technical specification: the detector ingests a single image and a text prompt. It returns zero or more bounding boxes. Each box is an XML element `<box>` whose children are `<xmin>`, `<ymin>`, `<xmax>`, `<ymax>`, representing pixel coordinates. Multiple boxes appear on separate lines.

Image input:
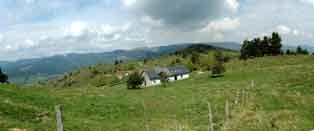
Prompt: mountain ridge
<box><xmin>0</xmin><ymin>42</ymin><xmax>239</xmax><ymax>83</ymax></box>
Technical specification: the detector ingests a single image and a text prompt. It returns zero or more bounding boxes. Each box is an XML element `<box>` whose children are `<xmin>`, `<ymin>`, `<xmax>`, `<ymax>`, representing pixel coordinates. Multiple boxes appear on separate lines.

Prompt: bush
<box><xmin>191</xmin><ymin>52</ymin><xmax>201</xmax><ymax>65</ymax></box>
<box><xmin>296</xmin><ymin>46</ymin><xmax>309</xmax><ymax>55</ymax></box>
<box><xmin>0</xmin><ymin>68</ymin><xmax>8</xmax><ymax>83</ymax></box>
<box><xmin>127</xmin><ymin>71</ymin><xmax>144</xmax><ymax>89</ymax></box>
<box><xmin>211</xmin><ymin>51</ymin><xmax>225</xmax><ymax>77</ymax></box>
<box><xmin>159</xmin><ymin>72</ymin><xmax>168</xmax><ymax>88</ymax></box>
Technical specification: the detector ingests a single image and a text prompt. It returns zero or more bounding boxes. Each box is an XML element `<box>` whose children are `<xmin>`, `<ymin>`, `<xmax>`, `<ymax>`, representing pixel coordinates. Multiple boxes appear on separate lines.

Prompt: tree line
<box><xmin>286</xmin><ymin>46</ymin><xmax>310</xmax><ymax>55</ymax></box>
<box><xmin>240</xmin><ymin>32</ymin><xmax>313</xmax><ymax>59</ymax></box>
<box><xmin>240</xmin><ymin>32</ymin><xmax>282</xmax><ymax>59</ymax></box>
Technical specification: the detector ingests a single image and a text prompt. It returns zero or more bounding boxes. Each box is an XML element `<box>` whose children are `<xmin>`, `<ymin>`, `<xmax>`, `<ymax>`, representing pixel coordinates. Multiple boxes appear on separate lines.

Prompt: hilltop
<box><xmin>43</xmin><ymin>44</ymin><xmax>237</xmax><ymax>88</ymax></box>
<box><xmin>0</xmin><ymin>55</ymin><xmax>313</xmax><ymax>130</ymax></box>
<box><xmin>0</xmin><ymin>42</ymin><xmax>240</xmax><ymax>84</ymax></box>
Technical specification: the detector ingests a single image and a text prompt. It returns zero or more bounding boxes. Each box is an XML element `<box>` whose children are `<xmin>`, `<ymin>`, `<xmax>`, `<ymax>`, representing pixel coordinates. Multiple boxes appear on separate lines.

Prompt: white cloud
<box><xmin>65</xmin><ymin>21</ymin><xmax>88</xmax><ymax>37</ymax></box>
<box><xmin>141</xmin><ymin>16</ymin><xmax>163</xmax><ymax>27</ymax></box>
<box><xmin>97</xmin><ymin>23</ymin><xmax>131</xmax><ymax>36</ymax></box>
<box><xmin>293</xmin><ymin>30</ymin><xmax>300</xmax><ymax>35</ymax></box>
<box><xmin>275</xmin><ymin>25</ymin><xmax>292</xmax><ymax>35</ymax></box>
<box><xmin>0</xmin><ymin>34</ymin><xmax>3</xmax><ymax>43</ymax></box>
<box><xmin>24</xmin><ymin>39</ymin><xmax>36</xmax><ymax>48</ymax></box>
<box><xmin>122</xmin><ymin>0</ymin><xmax>137</xmax><ymax>7</ymax></box>
<box><xmin>300</xmin><ymin>0</ymin><xmax>314</xmax><ymax>6</ymax></box>
<box><xmin>274</xmin><ymin>25</ymin><xmax>303</xmax><ymax>36</ymax></box>
<box><xmin>5</xmin><ymin>45</ymin><xmax>12</xmax><ymax>50</ymax></box>
<box><xmin>201</xmin><ymin>17</ymin><xmax>241</xmax><ymax>32</ymax></box>
<box><xmin>225</xmin><ymin>0</ymin><xmax>240</xmax><ymax>12</ymax></box>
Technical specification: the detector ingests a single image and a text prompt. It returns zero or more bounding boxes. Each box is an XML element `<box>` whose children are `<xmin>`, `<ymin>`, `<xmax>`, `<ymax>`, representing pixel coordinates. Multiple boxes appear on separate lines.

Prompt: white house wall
<box><xmin>182</xmin><ymin>74</ymin><xmax>189</xmax><ymax>79</ymax></box>
<box><xmin>176</xmin><ymin>74</ymin><xmax>189</xmax><ymax>80</ymax></box>
<box><xmin>168</xmin><ymin>76</ymin><xmax>175</xmax><ymax>82</ymax></box>
<box><xmin>150</xmin><ymin>80</ymin><xmax>161</xmax><ymax>86</ymax></box>
<box><xmin>143</xmin><ymin>72</ymin><xmax>190</xmax><ymax>87</ymax></box>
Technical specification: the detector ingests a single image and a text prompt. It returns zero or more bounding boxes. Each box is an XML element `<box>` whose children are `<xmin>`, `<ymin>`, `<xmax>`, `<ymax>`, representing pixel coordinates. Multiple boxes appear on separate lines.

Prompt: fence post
<box><xmin>242</xmin><ymin>89</ymin><xmax>246</xmax><ymax>106</ymax></box>
<box><xmin>234</xmin><ymin>90</ymin><xmax>240</xmax><ymax>105</ymax></box>
<box><xmin>55</xmin><ymin>105</ymin><xmax>64</xmax><ymax>131</ymax></box>
<box><xmin>225</xmin><ymin>100</ymin><xmax>230</xmax><ymax>121</ymax></box>
<box><xmin>251</xmin><ymin>80</ymin><xmax>255</xmax><ymax>88</ymax></box>
<box><xmin>208</xmin><ymin>102</ymin><xmax>214</xmax><ymax>131</ymax></box>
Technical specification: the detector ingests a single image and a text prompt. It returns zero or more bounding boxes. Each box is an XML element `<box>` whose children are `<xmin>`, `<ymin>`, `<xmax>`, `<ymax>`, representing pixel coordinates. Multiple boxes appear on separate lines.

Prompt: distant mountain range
<box><xmin>1</xmin><ymin>42</ymin><xmax>313</xmax><ymax>84</ymax></box>
<box><xmin>0</xmin><ymin>42</ymin><xmax>240</xmax><ymax>84</ymax></box>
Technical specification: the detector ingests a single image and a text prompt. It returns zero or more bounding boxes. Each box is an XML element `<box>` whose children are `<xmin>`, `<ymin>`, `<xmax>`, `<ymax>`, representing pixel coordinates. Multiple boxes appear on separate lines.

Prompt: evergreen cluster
<box><xmin>240</xmin><ymin>32</ymin><xmax>282</xmax><ymax>59</ymax></box>
<box><xmin>285</xmin><ymin>46</ymin><xmax>309</xmax><ymax>55</ymax></box>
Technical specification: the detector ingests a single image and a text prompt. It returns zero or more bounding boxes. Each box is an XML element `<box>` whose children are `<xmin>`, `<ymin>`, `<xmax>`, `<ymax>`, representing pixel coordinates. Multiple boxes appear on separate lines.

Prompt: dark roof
<box><xmin>167</xmin><ymin>65</ymin><xmax>189</xmax><ymax>76</ymax></box>
<box><xmin>144</xmin><ymin>65</ymin><xmax>189</xmax><ymax>80</ymax></box>
<box><xmin>144</xmin><ymin>69</ymin><xmax>161</xmax><ymax>80</ymax></box>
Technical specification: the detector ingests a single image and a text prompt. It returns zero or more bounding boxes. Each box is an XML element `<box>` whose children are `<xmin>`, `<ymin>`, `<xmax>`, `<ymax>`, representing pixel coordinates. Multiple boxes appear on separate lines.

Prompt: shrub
<box><xmin>296</xmin><ymin>46</ymin><xmax>309</xmax><ymax>55</ymax></box>
<box><xmin>127</xmin><ymin>71</ymin><xmax>144</xmax><ymax>89</ymax></box>
<box><xmin>159</xmin><ymin>72</ymin><xmax>168</xmax><ymax>88</ymax></box>
<box><xmin>211</xmin><ymin>51</ymin><xmax>225</xmax><ymax>77</ymax></box>
<box><xmin>0</xmin><ymin>68</ymin><xmax>8</xmax><ymax>83</ymax></box>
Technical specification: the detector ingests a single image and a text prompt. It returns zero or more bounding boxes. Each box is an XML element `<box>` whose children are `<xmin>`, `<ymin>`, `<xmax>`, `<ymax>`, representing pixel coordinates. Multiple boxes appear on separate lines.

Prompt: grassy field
<box><xmin>0</xmin><ymin>55</ymin><xmax>314</xmax><ymax>131</ymax></box>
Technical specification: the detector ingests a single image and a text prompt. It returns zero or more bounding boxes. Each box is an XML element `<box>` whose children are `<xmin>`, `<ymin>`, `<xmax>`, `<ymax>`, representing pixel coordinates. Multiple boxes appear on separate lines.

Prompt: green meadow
<box><xmin>0</xmin><ymin>55</ymin><xmax>314</xmax><ymax>131</ymax></box>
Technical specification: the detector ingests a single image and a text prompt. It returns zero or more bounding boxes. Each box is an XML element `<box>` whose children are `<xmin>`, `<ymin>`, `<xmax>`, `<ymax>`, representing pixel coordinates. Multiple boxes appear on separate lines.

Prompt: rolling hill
<box><xmin>0</xmin><ymin>55</ymin><xmax>313</xmax><ymax>131</ymax></box>
<box><xmin>0</xmin><ymin>42</ymin><xmax>240</xmax><ymax>84</ymax></box>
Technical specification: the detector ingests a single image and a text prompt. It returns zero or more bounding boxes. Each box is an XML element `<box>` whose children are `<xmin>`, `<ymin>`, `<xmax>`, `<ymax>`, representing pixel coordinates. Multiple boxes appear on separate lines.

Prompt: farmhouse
<box><xmin>142</xmin><ymin>65</ymin><xmax>190</xmax><ymax>87</ymax></box>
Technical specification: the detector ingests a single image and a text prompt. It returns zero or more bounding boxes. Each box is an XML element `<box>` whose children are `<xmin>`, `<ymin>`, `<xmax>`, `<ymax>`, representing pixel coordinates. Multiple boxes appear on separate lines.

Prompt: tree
<box><xmin>286</xmin><ymin>49</ymin><xmax>292</xmax><ymax>55</ymax></box>
<box><xmin>296</xmin><ymin>46</ymin><xmax>309</xmax><ymax>55</ymax></box>
<box><xmin>127</xmin><ymin>71</ymin><xmax>144</xmax><ymax>89</ymax></box>
<box><xmin>240</xmin><ymin>32</ymin><xmax>282</xmax><ymax>59</ymax></box>
<box><xmin>211</xmin><ymin>51</ymin><xmax>225</xmax><ymax>77</ymax></box>
<box><xmin>270</xmin><ymin>32</ymin><xmax>282</xmax><ymax>55</ymax></box>
<box><xmin>171</xmin><ymin>58</ymin><xmax>182</xmax><ymax>65</ymax></box>
<box><xmin>0</xmin><ymin>68</ymin><xmax>8</xmax><ymax>83</ymax></box>
<box><xmin>190</xmin><ymin>52</ymin><xmax>201</xmax><ymax>70</ymax></box>
<box><xmin>143</xmin><ymin>59</ymin><xmax>149</xmax><ymax>64</ymax></box>
<box><xmin>253</xmin><ymin>38</ymin><xmax>263</xmax><ymax>57</ymax></box>
<box><xmin>260</xmin><ymin>36</ymin><xmax>271</xmax><ymax>56</ymax></box>
<box><xmin>240</xmin><ymin>39</ymin><xmax>259</xmax><ymax>59</ymax></box>
<box><xmin>191</xmin><ymin>52</ymin><xmax>200</xmax><ymax>64</ymax></box>
<box><xmin>159</xmin><ymin>72</ymin><xmax>168</xmax><ymax>88</ymax></box>
<box><xmin>240</xmin><ymin>40</ymin><xmax>250</xmax><ymax>60</ymax></box>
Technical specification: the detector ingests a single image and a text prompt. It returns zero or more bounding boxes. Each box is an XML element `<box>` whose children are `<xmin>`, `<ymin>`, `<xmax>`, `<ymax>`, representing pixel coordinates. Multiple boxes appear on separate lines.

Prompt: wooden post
<box><xmin>246</xmin><ymin>90</ymin><xmax>249</xmax><ymax>105</ymax></box>
<box><xmin>55</xmin><ymin>105</ymin><xmax>64</xmax><ymax>131</ymax></box>
<box><xmin>175</xmin><ymin>119</ymin><xmax>181</xmax><ymax>131</ymax></box>
<box><xmin>208</xmin><ymin>102</ymin><xmax>214</xmax><ymax>131</ymax></box>
<box><xmin>234</xmin><ymin>90</ymin><xmax>240</xmax><ymax>105</ymax></box>
<box><xmin>251</xmin><ymin>80</ymin><xmax>255</xmax><ymax>88</ymax></box>
<box><xmin>225</xmin><ymin>100</ymin><xmax>230</xmax><ymax>121</ymax></box>
<box><xmin>242</xmin><ymin>89</ymin><xmax>245</xmax><ymax>106</ymax></box>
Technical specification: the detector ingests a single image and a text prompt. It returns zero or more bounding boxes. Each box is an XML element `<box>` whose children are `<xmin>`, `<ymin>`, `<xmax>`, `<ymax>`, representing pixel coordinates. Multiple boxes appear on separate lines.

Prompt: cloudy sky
<box><xmin>1</xmin><ymin>0</ymin><xmax>314</xmax><ymax>61</ymax></box>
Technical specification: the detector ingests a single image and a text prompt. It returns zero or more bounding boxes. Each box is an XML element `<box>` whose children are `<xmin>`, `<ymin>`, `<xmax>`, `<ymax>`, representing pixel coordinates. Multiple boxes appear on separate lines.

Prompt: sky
<box><xmin>1</xmin><ymin>0</ymin><xmax>314</xmax><ymax>61</ymax></box>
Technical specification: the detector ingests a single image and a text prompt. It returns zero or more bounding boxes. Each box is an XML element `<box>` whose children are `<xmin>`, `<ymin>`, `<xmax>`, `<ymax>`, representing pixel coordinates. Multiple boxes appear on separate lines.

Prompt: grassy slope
<box><xmin>0</xmin><ymin>55</ymin><xmax>314</xmax><ymax>131</ymax></box>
